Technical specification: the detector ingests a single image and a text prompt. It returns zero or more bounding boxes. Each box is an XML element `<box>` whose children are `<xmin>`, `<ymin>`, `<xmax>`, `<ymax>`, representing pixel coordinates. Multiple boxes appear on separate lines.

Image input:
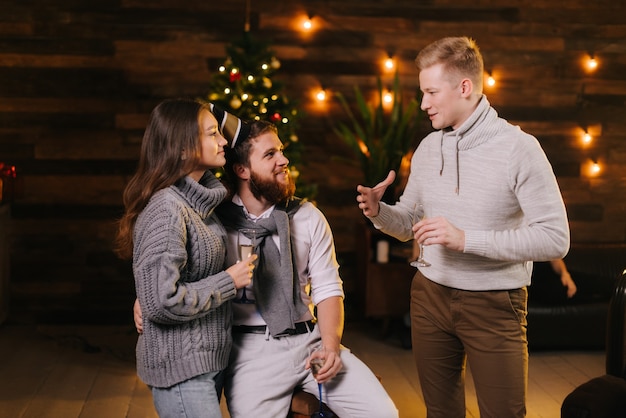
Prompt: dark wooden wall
<box><xmin>1</xmin><ymin>0</ymin><xmax>625</xmax><ymax>324</ymax></box>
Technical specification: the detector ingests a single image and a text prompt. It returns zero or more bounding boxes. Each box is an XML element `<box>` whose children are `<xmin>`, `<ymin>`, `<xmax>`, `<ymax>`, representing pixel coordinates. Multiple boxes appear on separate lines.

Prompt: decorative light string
<box><xmin>294</xmin><ymin>11</ymin><xmax>605</xmax><ymax>177</ymax></box>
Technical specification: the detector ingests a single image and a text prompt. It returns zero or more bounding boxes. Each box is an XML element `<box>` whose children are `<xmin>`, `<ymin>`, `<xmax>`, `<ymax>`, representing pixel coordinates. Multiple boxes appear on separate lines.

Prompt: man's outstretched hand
<box><xmin>356</xmin><ymin>170</ymin><xmax>396</xmax><ymax>217</ymax></box>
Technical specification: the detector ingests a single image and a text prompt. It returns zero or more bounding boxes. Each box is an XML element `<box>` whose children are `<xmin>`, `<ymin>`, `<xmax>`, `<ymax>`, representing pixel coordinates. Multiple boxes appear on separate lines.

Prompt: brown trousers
<box><xmin>410</xmin><ymin>271</ymin><xmax>528</xmax><ymax>418</ymax></box>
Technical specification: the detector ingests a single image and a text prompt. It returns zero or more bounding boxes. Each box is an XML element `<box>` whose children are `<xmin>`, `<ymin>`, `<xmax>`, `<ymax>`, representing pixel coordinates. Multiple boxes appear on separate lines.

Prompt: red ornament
<box><xmin>270</xmin><ymin>112</ymin><xmax>281</xmax><ymax>122</ymax></box>
<box><xmin>0</xmin><ymin>162</ymin><xmax>17</xmax><ymax>203</ymax></box>
<box><xmin>229</xmin><ymin>70</ymin><xmax>241</xmax><ymax>83</ymax></box>
<box><xmin>0</xmin><ymin>163</ymin><xmax>16</xmax><ymax>178</ymax></box>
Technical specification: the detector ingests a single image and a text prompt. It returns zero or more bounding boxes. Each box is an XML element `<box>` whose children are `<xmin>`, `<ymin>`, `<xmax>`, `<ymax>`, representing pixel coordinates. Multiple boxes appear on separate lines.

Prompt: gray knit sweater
<box><xmin>371</xmin><ymin>95</ymin><xmax>570</xmax><ymax>291</ymax></box>
<box><xmin>133</xmin><ymin>172</ymin><xmax>236</xmax><ymax>388</ymax></box>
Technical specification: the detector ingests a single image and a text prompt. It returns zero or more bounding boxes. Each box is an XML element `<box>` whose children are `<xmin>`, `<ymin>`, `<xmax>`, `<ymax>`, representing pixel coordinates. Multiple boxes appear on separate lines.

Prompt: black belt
<box><xmin>233</xmin><ymin>320</ymin><xmax>315</xmax><ymax>337</ymax></box>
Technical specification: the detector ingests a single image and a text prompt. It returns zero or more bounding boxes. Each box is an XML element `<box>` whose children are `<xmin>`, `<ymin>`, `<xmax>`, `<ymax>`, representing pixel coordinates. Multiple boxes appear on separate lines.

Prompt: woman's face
<box><xmin>196</xmin><ymin>108</ymin><xmax>227</xmax><ymax>170</ymax></box>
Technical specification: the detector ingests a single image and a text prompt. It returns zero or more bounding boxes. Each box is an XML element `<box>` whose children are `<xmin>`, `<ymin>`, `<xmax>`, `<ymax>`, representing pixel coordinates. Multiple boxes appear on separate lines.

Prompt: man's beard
<box><xmin>249</xmin><ymin>169</ymin><xmax>295</xmax><ymax>204</ymax></box>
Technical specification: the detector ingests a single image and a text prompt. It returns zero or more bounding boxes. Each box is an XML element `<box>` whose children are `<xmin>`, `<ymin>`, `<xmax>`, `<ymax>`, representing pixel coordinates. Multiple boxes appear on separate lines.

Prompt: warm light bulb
<box><xmin>585</xmin><ymin>159</ymin><xmax>602</xmax><ymax>177</ymax></box>
<box><xmin>247</xmin><ymin>75</ymin><xmax>254</xmax><ymax>82</ymax></box>
<box><xmin>583</xmin><ymin>132</ymin><xmax>592</xmax><ymax>144</ymax></box>
<box><xmin>316</xmin><ymin>89</ymin><xmax>326</xmax><ymax>101</ymax></box>
<box><xmin>219</xmin><ymin>65</ymin><xmax>226</xmax><ymax>72</ymax></box>
<box><xmin>587</xmin><ymin>56</ymin><xmax>598</xmax><ymax>71</ymax></box>
<box><xmin>486</xmin><ymin>72</ymin><xmax>496</xmax><ymax>87</ymax></box>
<box><xmin>592</xmin><ymin>161</ymin><xmax>601</xmax><ymax>174</ymax></box>
<box><xmin>385</xmin><ymin>57</ymin><xmax>394</xmax><ymax>70</ymax></box>
<box><xmin>383</xmin><ymin>91</ymin><xmax>393</xmax><ymax>104</ymax></box>
<box><xmin>303</xmin><ymin>19</ymin><xmax>312</xmax><ymax>30</ymax></box>
<box><xmin>241</xmin><ymin>93</ymin><xmax>249</xmax><ymax>101</ymax></box>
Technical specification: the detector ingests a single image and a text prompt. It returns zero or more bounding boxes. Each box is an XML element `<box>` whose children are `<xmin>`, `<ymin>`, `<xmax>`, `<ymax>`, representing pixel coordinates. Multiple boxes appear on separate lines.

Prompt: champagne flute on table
<box><xmin>235</xmin><ymin>228</ymin><xmax>256</xmax><ymax>304</ymax></box>
<box><xmin>410</xmin><ymin>203</ymin><xmax>431</xmax><ymax>268</ymax></box>
<box><xmin>309</xmin><ymin>344</ymin><xmax>335</xmax><ymax>418</ymax></box>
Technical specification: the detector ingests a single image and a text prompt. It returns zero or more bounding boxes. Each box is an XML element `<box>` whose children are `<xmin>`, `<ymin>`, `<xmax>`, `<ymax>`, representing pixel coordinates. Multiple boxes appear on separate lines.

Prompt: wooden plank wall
<box><xmin>1</xmin><ymin>0</ymin><xmax>625</xmax><ymax>324</ymax></box>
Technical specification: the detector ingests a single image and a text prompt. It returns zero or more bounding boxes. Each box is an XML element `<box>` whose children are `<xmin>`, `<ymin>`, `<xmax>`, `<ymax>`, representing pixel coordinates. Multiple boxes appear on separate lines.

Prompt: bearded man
<box><xmin>217</xmin><ymin>120</ymin><xmax>398</xmax><ymax>418</ymax></box>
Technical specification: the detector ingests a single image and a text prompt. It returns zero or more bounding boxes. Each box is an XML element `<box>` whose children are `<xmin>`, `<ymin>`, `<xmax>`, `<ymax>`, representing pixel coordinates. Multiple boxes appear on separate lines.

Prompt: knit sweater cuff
<box><xmin>367</xmin><ymin>203</ymin><xmax>414</xmax><ymax>242</ymax></box>
<box><xmin>369</xmin><ymin>202</ymin><xmax>391</xmax><ymax>229</ymax></box>
<box><xmin>214</xmin><ymin>271</ymin><xmax>237</xmax><ymax>300</ymax></box>
<box><xmin>464</xmin><ymin>230</ymin><xmax>488</xmax><ymax>257</ymax></box>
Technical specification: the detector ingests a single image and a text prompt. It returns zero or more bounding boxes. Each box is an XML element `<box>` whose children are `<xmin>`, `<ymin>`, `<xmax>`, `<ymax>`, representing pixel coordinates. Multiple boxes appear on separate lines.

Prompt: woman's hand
<box><xmin>133</xmin><ymin>298</ymin><xmax>143</xmax><ymax>334</ymax></box>
<box><xmin>226</xmin><ymin>254</ymin><xmax>258</xmax><ymax>289</ymax></box>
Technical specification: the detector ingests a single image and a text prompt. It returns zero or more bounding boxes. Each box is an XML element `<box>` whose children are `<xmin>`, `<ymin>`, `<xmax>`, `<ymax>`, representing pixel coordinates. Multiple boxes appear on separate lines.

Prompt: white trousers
<box><xmin>224</xmin><ymin>325</ymin><xmax>398</xmax><ymax>418</ymax></box>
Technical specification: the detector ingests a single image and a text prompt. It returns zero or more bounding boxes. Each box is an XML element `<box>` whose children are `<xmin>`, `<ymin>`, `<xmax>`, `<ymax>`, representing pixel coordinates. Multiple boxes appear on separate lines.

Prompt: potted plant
<box><xmin>334</xmin><ymin>71</ymin><xmax>421</xmax><ymax>201</ymax></box>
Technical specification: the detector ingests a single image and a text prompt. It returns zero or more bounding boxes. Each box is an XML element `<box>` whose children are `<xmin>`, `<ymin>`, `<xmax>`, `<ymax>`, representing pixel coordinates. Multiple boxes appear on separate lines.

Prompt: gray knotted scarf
<box><xmin>217</xmin><ymin>198</ymin><xmax>309</xmax><ymax>336</ymax></box>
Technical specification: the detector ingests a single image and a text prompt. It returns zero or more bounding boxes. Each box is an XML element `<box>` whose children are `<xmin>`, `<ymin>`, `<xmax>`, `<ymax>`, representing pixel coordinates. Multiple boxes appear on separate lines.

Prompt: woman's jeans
<box><xmin>151</xmin><ymin>370</ymin><xmax>224</xmax><ymax>418</ymax></box>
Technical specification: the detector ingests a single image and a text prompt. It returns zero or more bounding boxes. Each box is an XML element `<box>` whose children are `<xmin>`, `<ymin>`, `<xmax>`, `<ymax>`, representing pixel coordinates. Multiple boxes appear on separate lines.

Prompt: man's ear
<box><xmin>459</xmin><ymin>78</ymin><xmax>473</xmax><ymax>97</ymax></box>
<box><xmin>234</xmin><ymin>163</ymin><xmax>250</xmax><ymax>180</ymax></box>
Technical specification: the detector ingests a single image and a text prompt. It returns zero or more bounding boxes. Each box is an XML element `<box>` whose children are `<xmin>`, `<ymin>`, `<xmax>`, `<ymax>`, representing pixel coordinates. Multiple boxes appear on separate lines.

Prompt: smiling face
<box><xmin>419</xmin><ymin>63</ymin><xmax>475</xmax><ymax>131</ymax></box>
<box><xmin>244</xmin><ymin>130</ymin><xmax>295</xmax><ymax>204</ymax></box>
<box><xmin>196</xmin><ymin>108</ymin><xmax>227</xmax><ymax>171</ymax></box>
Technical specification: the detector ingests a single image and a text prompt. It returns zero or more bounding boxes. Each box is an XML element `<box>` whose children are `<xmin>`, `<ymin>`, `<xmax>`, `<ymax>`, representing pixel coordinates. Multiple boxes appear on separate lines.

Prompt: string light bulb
<box><xmin>486</xmin><ymin>71</ymin><xmax>496</xmax><ymax>87</ymax></box>
<box><xmin>582</xmin><ymin>130</ymin><xmax>592</xmax><ymax>144</ymax></box>
<box><xmin>586</xmin><ymin>54</ymin><xmax>598</xmax><ymax>71</ymax></box>
<box><xmin>303</xmin><ymin>14</ymin><xmax>313</xmax><ymax>31</ymax></box>
<box><xmin>591</xmin><ymin>160</ymin><xmax>601</xmax><ymax>174</ymax></box>
<box><xmin>316</xmin><ymin>88</ymin><xmax>326</xmax><ymax>101</ymax></box>
<box><xmin>383</xmin><ymin>90</ymin><xmax>393</xmax><ymax>104</ymax></box>
<box><xmin>584</xmin><ymin>158</ymin><xmax>602</xmax><ymax>177</ymax></box>
<box><xmin>384</xmin><ymin>56</ymin><xmax>395</xmax><ymax>71</ymax></box>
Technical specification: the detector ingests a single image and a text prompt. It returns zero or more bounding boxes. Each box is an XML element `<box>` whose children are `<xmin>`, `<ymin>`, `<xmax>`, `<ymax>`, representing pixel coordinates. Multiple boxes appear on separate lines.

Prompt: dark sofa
<box><xmin>561</xmin><ymin>271</ymin><xmax>626</xmax><ymax>417</ymax></box>
<box><xmin>527</xmin><ymin>244</ymin><xmax>626</xmax><ymax>350</ymax></box>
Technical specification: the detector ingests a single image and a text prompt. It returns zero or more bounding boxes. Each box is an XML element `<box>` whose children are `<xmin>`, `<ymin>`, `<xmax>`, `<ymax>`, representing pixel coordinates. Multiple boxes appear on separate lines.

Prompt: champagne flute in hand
<box><xmin>410</xmin><ymin>204</ymin><xmax>431</xmax><ymax>268</ymax></box>
<box><xmin>309</xmin><ymin>344</ymin><xmax>335</xmax><ymax>418</ymax></box>
<box><xmin>235</xmin><ymin>228</ymin><xmax>256</xmax><ymax>304</ymax></box>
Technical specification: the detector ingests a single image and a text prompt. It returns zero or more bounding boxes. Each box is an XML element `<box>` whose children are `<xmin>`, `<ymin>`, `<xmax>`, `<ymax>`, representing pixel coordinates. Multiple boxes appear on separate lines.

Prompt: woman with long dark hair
<box><xmin>115</xmin><ymin>98</ymin><xmax>255</xmax><ymax>418</ymax></box>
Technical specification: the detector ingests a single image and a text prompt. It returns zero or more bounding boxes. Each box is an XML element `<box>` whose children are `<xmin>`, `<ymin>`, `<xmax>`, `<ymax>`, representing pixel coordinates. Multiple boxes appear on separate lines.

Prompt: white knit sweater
<box><xmin>133</xmin><ymin>172</ymin><xmax>236</xmax><ymax>388</ymax></box>
<box><xmin>370</xmin><ymin>96</ymin><xmax>570</xmax><ymax>291</ymax></box>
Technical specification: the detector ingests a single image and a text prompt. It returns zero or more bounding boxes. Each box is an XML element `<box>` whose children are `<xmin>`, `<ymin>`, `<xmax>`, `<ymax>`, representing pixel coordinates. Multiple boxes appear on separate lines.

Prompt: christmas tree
<box><xmin>205</xmin><ymin>31</ymin><xmax>316</xmax><ymax>198</ymax></box>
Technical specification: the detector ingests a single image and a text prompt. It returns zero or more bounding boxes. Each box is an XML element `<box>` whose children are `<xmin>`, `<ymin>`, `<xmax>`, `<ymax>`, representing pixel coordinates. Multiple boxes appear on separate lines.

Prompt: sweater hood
<box><xmin>173</xmin><ymin>171</ymin><xmax>227</xmax><ymax>218</ymax></box>
<box><xmin>439</xmin><ymin>95</ymin><xmax>508</xmax><ymax>193</ymax></box>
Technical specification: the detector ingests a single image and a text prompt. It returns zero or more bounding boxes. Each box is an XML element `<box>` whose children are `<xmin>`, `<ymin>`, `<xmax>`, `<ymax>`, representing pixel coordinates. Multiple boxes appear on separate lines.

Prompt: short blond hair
<box><xmin>415</xmin><ymin>36</ymin><xmax>484</xmax><ymax>93</ymax></box>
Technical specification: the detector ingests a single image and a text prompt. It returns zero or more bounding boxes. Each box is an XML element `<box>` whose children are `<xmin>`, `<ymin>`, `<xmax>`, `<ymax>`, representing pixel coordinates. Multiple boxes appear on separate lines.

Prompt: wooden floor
<box><xmin>0</xmin><ymin>320</ymin><xmax>604</xmax><ymax>418</ymax></box>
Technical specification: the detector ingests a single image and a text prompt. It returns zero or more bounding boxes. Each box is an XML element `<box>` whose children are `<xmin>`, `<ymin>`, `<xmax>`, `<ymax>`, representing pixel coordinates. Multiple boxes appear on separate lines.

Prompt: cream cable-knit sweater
<box><xmin>371</xmin><ymin>96</ymin><xmax>570</xmax><ymax>291</ymax></box>
<box><xmin>133</xmin><ymin>172</ymin><xmax>236</xmax><ymax>388</ymax></box>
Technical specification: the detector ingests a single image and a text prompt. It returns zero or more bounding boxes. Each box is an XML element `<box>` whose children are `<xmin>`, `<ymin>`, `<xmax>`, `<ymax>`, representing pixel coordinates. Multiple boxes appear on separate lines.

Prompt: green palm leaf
<box><xmin>334</xmin><ymin>71</ymin><xmax>420</xmax><ymax>189</ymax></box>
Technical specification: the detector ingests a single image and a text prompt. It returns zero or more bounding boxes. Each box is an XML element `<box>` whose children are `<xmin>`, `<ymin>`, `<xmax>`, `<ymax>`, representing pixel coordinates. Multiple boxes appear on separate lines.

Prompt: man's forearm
<box><xmin>315</xmin><ymin>296</ymin><xmax>344</xmax><ymax>354</ymax></box>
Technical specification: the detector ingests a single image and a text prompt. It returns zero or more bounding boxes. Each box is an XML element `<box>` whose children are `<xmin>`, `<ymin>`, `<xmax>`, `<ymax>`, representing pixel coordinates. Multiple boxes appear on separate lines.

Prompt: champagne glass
<box><xmin>235</xmin><ymin>228</ymin><xmax>256</xmax><ymax>304</ymax></box>
<box><xmin>410</xmin><ymin>204</ymin><xmax>431</xmax><ymax>268</ymax></box>
<box><xmin>309</xmin><ymin>344</ymin><xmax>334</xmax><ymax>418</ymax></box>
